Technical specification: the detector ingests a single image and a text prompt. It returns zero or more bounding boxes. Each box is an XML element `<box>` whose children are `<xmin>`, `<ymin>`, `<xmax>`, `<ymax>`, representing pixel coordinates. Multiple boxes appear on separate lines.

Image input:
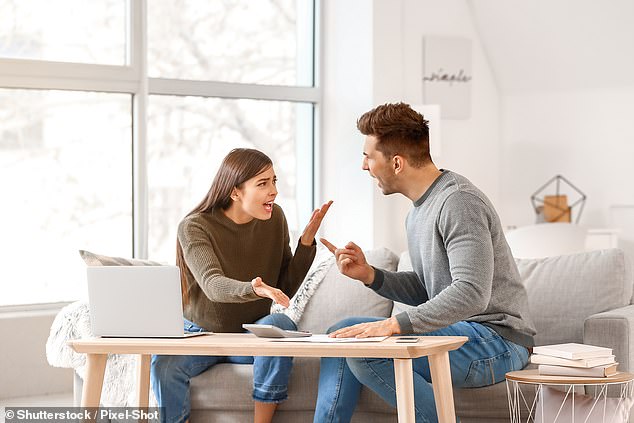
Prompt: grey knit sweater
<box><xmin>372</xmin><ymin>170</ymin><xmax>536</xmax><ymax>347</ymax></box>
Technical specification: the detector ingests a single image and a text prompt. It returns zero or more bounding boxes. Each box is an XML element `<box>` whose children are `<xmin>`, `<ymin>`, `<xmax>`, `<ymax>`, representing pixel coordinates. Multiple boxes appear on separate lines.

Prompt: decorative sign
<box><xmin>422</xmin><ymin>37</ymin><xmax>472</xmax><ymax>119</ymax></box>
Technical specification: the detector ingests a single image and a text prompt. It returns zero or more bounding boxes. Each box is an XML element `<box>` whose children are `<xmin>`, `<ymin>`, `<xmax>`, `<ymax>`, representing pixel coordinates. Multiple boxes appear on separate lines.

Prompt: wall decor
<box><xmin>422</xmin><ymin>36</ymin><xmax>472</xmax><ymax>119</ymax></box>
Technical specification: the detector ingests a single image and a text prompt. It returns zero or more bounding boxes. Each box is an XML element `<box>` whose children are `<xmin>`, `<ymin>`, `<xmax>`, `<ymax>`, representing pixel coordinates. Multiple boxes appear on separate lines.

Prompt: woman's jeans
<box><xmin>314</xmin><ymin>317</ymin><xmax>530</xmax><ymax>423</ymax></box>
<box><xmin>151</xmin><ymin>313</ymin><xmax>296</xmax><ymax>423</ymax></box>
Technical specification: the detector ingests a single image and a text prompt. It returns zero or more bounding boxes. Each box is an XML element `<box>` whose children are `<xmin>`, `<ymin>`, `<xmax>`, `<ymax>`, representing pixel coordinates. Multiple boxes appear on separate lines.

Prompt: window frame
<box><xmin>0</xmin><ymin>0</ymin><xmax>322</xmax><ymax>309</ymax></box>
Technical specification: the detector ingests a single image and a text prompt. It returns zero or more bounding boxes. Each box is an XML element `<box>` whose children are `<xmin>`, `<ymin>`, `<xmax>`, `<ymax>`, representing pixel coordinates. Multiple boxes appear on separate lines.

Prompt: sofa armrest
<box><xmin>584</xmin><ymin>304</ymin><xmax>634</xmax><ymax>372</ymax></box>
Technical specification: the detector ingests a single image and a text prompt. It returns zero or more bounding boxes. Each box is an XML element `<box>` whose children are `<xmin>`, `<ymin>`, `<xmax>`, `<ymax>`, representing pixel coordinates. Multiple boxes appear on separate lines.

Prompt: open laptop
<box><xmin>87</xmin><ymin>265</ymin><xmax>208</xmax><ymax>338</ymax></box>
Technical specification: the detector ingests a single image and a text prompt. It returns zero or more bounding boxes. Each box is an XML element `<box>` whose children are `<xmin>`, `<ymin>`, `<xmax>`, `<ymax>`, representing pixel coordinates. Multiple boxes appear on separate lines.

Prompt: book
<box><xmin>530</xmin><ymin>354</ymin><xmax>616</xmax><ymax>368</ymax></box>
<box><xmin>533</xmin><ymin>343</ymin><xmax>612</xmax><ymax>360</ymax></box>
<box><xmin>538</xmin><ymin>363</ymin><xmax>618</xmax><ymax>378</ymax></box>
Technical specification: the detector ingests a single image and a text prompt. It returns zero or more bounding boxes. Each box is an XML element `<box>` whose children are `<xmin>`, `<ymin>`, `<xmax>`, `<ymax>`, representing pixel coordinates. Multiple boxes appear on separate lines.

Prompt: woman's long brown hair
<box><xmin>176</xmin><ymin>148</ymin><xmax>273</xmax><ymax>305</ymax></box>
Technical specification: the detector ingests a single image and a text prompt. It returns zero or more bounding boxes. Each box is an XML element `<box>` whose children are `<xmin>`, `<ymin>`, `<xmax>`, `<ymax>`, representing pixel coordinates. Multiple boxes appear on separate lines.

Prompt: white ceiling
<box><xmin>467</xmin><ymin>0</ymin><xmax>634</xmax><ymax>93</ymax></box>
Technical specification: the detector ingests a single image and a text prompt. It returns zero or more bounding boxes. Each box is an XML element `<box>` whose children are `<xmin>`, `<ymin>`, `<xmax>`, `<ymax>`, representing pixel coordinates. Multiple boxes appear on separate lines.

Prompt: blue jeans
<box><xmin>151</xmin><ymin>313</ymin><xmax>296</xmax><ymax>423</ymax></box>
<box><xmin>314</xmin><ymin>317</ymin><xmax>530</xmax><ymax>423</ymax></box>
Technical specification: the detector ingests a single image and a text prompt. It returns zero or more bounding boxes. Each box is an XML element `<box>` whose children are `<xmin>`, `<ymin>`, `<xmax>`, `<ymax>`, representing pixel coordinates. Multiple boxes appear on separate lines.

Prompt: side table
<box><xmin>505</xmin><ymin>369</ymin><xmax>634</xmax><ymax>422</ymax></box>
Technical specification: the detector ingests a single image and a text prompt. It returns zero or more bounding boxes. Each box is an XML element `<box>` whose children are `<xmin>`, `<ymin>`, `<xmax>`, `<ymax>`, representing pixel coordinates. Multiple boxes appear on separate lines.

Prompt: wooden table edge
<box><xmin>506</xmin><ymin>369</ymin><xmax>634</xmax><ymax>385</ymax></box>
<box><xmin>67</xmin><ymin>335</ymin><xmax>468</xmax><ymax>359</ymax></box>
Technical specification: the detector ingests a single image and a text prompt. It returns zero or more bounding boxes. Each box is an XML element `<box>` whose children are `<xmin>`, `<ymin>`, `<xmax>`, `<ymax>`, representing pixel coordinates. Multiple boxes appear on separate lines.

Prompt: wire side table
<box><xmin>506</xmin><ymin>370</ymin><xmax>634</xmax><ymax>423</ymax></box>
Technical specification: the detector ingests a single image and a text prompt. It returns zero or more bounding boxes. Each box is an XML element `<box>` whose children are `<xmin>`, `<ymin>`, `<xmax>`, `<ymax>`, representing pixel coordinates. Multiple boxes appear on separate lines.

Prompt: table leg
<box><xmin>137</xmin><ymin>354</ymin><xmax>151</xmax><ymax>407</ymax></box>
<box><xmin>81</xmin><ymin>353</ymin><xmax>107</xmax><ymax>407</ymax></box>
<box><xmin>136</xmin><ymin>355</ymin><xmax>151</xmax><ymax>423</ymax></box>
<box><xmin>428</xmin><ymin>351</ymin><xmax>456</xmax><ymax>423</ymax></box>
<box><xmin>394</xmin><ymin>358</ymin><xmax>416</xmax><ymax>423</ymax></box>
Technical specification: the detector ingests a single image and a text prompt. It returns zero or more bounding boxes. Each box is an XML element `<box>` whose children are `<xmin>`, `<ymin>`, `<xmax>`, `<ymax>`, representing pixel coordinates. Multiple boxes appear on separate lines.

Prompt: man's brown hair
<box><xmin>357</xmin><ymin>102</ymin><xmax>431</xmax><ymax>167</ymax></box>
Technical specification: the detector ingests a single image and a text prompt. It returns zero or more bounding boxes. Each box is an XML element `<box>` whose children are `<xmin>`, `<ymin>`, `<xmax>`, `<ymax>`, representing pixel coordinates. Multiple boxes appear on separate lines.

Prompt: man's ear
<box><xmin>393</xmin><ymin>155</ymin><xmax>405</xmax><ymax>175</ymax></box>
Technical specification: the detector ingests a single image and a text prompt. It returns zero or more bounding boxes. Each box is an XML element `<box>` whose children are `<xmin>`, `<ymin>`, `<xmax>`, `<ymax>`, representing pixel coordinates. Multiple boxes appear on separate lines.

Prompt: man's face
<box><xmin>362</xmin><ymin>135</ymin><xmax>398</xmax><ymax>195</ymax></box>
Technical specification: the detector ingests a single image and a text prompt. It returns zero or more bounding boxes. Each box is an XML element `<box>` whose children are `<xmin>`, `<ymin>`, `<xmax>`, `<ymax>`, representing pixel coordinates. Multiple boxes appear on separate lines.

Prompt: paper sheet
<box><xmin>272</xmin><ymin>335</ymin><xmax>388</xmax><ymax>343</ymax></box>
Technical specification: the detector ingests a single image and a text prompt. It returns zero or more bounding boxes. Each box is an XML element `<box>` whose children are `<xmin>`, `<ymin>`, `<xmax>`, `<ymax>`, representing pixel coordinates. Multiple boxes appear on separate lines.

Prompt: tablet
<box><xmin>242</xmin><ymin>324</ymin><xmax>312</xmax><ymax>338</ymax></box>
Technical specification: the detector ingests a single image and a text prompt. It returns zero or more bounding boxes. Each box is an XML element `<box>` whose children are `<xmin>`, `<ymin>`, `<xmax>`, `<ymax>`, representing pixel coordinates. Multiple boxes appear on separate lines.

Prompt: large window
<box><xmin>0</xmin><ymin>0</ymin><xmax>319</xmax><ymax>307</ymax></box>
<box><xmin>147</xmin><ymin>96</ymin><xmax>313</xmax><ymax>261</ymax></box>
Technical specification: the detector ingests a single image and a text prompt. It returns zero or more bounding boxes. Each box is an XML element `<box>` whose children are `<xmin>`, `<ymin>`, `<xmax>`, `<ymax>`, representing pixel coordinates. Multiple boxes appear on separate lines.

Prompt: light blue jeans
<box><xmin>314</xmin><ymin>317</ymin><xmax>530</xmax><ymax>423</ymax></box>
<box><xmin>151</xmin><ymin>313</ymin><xmax>296</xmax><ymax>423</ymax></box>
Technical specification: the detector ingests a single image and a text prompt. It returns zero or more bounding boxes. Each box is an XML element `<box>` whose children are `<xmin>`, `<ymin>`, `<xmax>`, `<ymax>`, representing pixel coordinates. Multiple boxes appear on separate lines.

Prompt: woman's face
<box><xmin>229</xmin><ymin>166</ymin><xmax>278</xmax><ymax>222</ymax></box>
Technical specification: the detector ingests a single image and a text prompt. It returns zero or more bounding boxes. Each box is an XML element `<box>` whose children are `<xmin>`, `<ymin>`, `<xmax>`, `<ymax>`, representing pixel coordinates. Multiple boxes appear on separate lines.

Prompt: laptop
<box><xmin>86</xmin><ymin>265</ymin><xmax>208</xmax><ymax>338</ymax></box>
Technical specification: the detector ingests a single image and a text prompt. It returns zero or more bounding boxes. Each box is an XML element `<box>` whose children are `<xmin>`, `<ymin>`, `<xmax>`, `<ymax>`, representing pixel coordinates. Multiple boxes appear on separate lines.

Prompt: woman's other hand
<box><xmin>300</xmin><ymin>200</ymin><xmax>333</xmax><ymax>246</ymax></box>
<box><xmin>251</xmin><ymin>277</ymin><xmax>290</xmax><ymax>308</ymax></box>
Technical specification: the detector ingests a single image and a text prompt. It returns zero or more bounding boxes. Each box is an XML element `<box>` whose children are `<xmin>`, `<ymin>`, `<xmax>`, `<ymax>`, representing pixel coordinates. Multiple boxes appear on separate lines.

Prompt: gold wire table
<box><xmin>506</xmin><ymin>369</ymin><xmax>634</xmax><ymax>423</ymax></box>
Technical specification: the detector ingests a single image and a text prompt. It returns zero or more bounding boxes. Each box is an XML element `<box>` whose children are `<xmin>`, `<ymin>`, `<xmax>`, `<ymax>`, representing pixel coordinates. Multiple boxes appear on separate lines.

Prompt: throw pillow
<box><xmin>534</xmin><ymin>385</ymin><xmax>632</xmax><ymax>423</ymax></box>
<box><xmin>271</xmin><ymin>247</ymin><xmax>334</xmax><ymax>323</ymax></box>
<box><xmin>79</xmin><ymin>250</ymin><xmax>163</xmax><ymax>266</ymax></box>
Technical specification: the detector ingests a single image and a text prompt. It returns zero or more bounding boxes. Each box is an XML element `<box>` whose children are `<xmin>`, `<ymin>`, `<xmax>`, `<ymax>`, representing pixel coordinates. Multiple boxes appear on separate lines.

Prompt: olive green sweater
<box><xmin>177</xmin><ymin>204</ymin><xmax>316</xmax><ymax>332</ymax></box>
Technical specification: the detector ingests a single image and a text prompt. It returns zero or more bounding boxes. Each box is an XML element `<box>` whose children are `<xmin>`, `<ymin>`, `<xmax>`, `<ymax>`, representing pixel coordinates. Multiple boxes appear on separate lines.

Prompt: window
<box><xmin>0</xmin><ymin>0</ymin><xmax>127</xmax><ymax>65</ymax></box>
<box><xmin>147</xmin><ymin>96</ymin><xmax>313</xmax><ymax>261</ymax></box>
<box><xmin>0</xmin><ymin>1</ymin><xmax>319</xmax><ymax>306</ymax></box>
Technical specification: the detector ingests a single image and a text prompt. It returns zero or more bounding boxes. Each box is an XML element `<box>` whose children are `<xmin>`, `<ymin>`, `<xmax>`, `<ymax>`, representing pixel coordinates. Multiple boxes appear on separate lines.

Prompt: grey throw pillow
<box><xmin>78</xmin><ymin>250</ymin><xmax>163</xmax><ymax>266</ymax></box>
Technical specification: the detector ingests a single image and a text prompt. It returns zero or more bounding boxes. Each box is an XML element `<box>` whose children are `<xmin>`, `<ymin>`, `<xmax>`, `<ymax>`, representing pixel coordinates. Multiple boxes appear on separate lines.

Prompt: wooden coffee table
<box><xmin>69</xmin><ymin>334</ymin><xmax>467</xmax><ymax>423</ymax></box>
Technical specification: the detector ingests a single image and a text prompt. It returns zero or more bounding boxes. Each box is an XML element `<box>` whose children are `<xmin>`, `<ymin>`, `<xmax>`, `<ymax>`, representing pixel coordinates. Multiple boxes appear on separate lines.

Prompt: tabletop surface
<box><xmin>506</xmin><ymin>369</ymin><xmax>634</xmax><ymax>385</ymax></box>
<box><xmin>68</xmin><ymin>334</ymin><xmax>468</xmax><ymax>359</ymax></box>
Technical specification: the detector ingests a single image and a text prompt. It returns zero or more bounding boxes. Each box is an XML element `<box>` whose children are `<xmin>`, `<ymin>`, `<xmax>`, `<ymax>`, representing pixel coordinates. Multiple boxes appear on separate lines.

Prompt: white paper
<box><xmin>272</xmin><ymin>335</ymin><xmax>388</xmax><ymax>343</ymax></box>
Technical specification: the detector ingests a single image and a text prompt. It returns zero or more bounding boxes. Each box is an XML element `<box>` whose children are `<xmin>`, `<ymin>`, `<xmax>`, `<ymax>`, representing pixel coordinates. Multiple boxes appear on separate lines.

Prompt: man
<box><xmin>313</xmin><ymin>103</ymin><xmax>536</xmax><ymax>423</ymax></box>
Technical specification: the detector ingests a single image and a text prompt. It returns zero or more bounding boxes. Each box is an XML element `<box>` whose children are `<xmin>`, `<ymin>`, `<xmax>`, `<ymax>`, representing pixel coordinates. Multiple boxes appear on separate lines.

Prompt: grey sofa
<box><xmin>73</xmin><ymin>247</ymin><xmax>634</xmax><ymax>422</ymax></box>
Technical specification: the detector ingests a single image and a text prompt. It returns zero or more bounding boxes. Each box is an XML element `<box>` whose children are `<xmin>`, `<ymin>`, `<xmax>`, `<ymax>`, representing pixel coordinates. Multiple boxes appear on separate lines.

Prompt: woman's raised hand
<box><xmin>300</xmin><ymin>200</ymin><xmax>333</xmax><ymax>246</ymax></box>
<box><xmin>251</xmin><ymin>277</ymin><xmax>290</xmax><ymax>308</ymax></box>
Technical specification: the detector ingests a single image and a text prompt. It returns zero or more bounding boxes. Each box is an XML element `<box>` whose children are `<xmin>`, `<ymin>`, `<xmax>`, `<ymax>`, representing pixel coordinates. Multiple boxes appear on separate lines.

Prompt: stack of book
<box><xmin>531</xmin><ymin>343</ymin><xmax>618</xmax><ymax>377</ymax></box>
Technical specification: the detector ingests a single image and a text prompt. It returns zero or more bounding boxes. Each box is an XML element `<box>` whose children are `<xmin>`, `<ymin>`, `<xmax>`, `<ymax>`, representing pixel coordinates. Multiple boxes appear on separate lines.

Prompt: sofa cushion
<box><xmin>391</xmin><ymin>251</ymin><xmax>417</xmax><ymax>315</ymax></box>
<box><xmin>455</xmin><ymin>382</ymin><xmax>519</xmax><ymax>419</ymax></box>
<box><xmin>79</xmin><ymin>250</ymin><xmax>163</xmax><ymax>266</ymax></box>
<box><xmin>298</xmin><ymin>248</ymin><xmax>398</xmax><ymax>333</ymax></box>
<box><xmin>517</xmin><ymin>248</ymin><xmax>632</xmax><ymax>346</ymax></box>
<box><xmin>190</xmin><ymin>357</ymin><xmax>395</xmax><ymax>414</ymax></box>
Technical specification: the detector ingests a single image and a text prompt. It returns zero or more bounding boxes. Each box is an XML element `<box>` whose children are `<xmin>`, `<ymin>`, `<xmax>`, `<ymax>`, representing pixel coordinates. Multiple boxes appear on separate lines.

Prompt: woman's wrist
<box><xmin>299</xmin><ymin>235</ymin><xmax>315</xmax><ymax>247</ymax></box>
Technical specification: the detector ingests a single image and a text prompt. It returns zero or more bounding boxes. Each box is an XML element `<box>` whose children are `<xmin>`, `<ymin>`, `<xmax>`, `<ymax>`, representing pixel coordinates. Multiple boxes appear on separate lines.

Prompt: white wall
<box><xmin>0</xmin><ymin>308</ymin><xmax>73</xmax><ymax>399</ymax></box>
<box><xmin>319</xmin><ymin>0</ymin><xmax>375</xmax><ymax>250</ymax></box>
<box><xmin>321</xmin><ymin>0</ymin><xmax>501</xmax><ymax>253</ymax></box>
<box><xmin>499</xmin><ymin>87</ymin><xmax>634</xmax><ymax>227</ymax></box>
<box><xmin>469</xmin><ymin>0</ymin><xmax>634</xmax><ymax>234</ymax></box>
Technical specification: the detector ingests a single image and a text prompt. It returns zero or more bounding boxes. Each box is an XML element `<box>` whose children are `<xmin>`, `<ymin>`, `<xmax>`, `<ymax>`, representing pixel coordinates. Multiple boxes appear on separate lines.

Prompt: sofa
<box><xmin>63</xmin><ymin>247</ymin><xmax>634</xmax><ymax>422</ymax></box>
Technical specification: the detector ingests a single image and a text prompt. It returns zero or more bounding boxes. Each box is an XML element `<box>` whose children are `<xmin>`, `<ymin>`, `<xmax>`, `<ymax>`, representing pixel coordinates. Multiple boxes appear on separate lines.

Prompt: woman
<box><xmin>151</xmin><ymin>148</ymin><xmax>332</xmax><ymax>423</ymax></box>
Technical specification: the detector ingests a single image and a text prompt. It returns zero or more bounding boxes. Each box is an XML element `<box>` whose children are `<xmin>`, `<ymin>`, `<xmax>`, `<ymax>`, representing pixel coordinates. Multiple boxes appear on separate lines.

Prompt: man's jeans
<box><xmin>314</xmin><ymin>317</ymin><xmax>530</xmax><ymax>423</ymax></box>
<box><xmin>151</xmin><ymin>313</ymin><xmax>296</xmax><ymax>423</ymax></box>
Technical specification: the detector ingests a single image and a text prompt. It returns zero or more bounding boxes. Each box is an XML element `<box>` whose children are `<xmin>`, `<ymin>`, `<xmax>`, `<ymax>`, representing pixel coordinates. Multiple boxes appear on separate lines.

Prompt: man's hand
<box><xmin>329</xmin><ymin>317</ymin><xmax>402</xmax><ymax>338</ymax></box>
<box><xmin>300</xmin><ymin>200</ymin><xmax>333</xmax><ymax>246</ymax></box>
<box><xmin>320</xmin><ymin>238</ymin><xmax>375</xmax><ymax>285</ymax></box>
<box><xmin>251</xmin><ymin>277</ymin><xmax>290</xmax><ymax>308</ymax></box>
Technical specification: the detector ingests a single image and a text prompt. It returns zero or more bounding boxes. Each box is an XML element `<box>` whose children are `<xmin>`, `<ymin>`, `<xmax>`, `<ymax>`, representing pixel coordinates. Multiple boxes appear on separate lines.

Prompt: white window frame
<box><xmin>0</xmin><ymin>0</ymin><xmax>322</xmax><ymax>309</ymax></box>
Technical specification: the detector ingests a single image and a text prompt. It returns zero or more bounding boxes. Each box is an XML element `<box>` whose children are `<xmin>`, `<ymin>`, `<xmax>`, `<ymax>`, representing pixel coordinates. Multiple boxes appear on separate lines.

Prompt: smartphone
<box><xmin>395</xmin><ymin>337</ymin><xmax>420</xmax><ymax>343</ymax></box>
